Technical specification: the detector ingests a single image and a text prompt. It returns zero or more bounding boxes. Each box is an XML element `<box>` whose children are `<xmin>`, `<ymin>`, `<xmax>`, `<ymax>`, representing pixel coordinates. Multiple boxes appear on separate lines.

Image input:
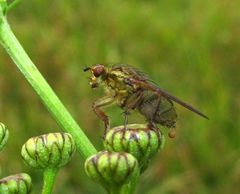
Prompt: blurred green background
<box><xmin>0</xmin><ymin>0</ymin><xmax>240</xmax><ymax>193</ymax></box>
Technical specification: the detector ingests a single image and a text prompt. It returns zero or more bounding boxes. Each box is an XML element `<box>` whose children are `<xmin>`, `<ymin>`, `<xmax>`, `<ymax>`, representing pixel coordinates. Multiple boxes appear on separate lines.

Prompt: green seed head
<box><xmin>104</xmin><ymin>124</ymin><xmax>164</xmax><ymax>171</ymax></box>
<box><xmin>0</xmin><ymin>122</ymin><xmax>9</xmax><ymax>151</ymax></box>
<box><xmin>85</xmin><ymin>151</ymin><xmax>139</xmax><ymax>188</ymax></box>
<box><xmin>21</xmin><ymin>133</ymin><xmax>76</xmax><ymax>169</ymax></box>
<box><xmin>0</xmin><ymin>173</ymin><xmax>32</xmax><ymax>194</ymax></box>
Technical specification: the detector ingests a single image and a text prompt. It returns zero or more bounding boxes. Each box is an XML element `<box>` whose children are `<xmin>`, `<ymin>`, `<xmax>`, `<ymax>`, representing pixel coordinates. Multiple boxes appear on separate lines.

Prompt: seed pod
<box><xmin>104</xmin><ymin>124</ymin><xmax>164</xmax><ymax>171</ymax></box>
<box><xmin>85</xmin><ymin>151</ymin><xmax>139</xmax><ymax>189</ymax></box>
<box><xmin>0</xmin><ymin>122</ymin><xmax>9</xmax><ymax>151</ymax></box>
<box><xmin>0</xmin><ymin>173</ymin><xmax>31</xmax><ymax>194</ymax></box>
<box><xmin>21</xmin><ymin>133</ymin><xmax>75</xmax><ymax>169</ymax></box>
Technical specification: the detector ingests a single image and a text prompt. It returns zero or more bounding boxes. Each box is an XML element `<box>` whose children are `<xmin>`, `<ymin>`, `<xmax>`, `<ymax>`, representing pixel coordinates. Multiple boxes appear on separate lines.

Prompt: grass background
<box><xmin>0</xmin><ymin>0</ymin><xmax>239</xmax><ymax>193</ymax></box>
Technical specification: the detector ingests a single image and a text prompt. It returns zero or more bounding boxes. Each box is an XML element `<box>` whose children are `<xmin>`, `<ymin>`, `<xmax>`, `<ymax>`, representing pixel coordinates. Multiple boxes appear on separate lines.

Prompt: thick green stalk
<box><xmin>6</xmin><ymin>0</ymin><xmax>21</xmax><ymax>13</ymax></box>
<box><xmin>42</xmin><ymin>168</ymin><xmax>58</xmax><ymax>194</ymax></box>
<box><xmin>0</xmin><ymin>5</ymin><xmax>97</xmax><ymax>159</ymax></box>
<box><xmin>108</xmin><ymin>182</ymin><xmax>138</xmax><ymax>194</ymax></box>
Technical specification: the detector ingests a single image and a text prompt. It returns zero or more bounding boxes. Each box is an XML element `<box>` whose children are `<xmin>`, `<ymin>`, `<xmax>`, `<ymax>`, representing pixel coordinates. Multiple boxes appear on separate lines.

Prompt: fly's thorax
<box><xmin>102</xmin><ymin>76</ymin><xmax>136</xmax><ymax>108</ymax></box>
<box><xmin>103</xmin><ymin>70</ymin><xmax>131</xmax><ymax>92</ymax></box>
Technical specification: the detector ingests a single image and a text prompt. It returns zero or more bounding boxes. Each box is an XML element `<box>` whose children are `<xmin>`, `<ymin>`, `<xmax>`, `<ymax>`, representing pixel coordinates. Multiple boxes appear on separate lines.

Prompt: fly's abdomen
<box><xmin>138</xmin><ymin>93</ymin><xmax>177</xmax><ymax>128</ymax></box>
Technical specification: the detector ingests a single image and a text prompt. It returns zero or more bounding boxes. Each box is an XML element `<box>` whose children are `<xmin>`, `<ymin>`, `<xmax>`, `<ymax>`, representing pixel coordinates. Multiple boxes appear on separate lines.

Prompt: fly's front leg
<box><xmin>92</xmin><ymin>96</ymin><xmax>114</xmax><ymax>135</ymax></box>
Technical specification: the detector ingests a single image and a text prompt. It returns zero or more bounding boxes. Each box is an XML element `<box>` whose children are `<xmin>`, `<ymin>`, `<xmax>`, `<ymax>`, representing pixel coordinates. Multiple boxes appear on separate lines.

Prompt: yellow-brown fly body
<box><xmin>84</xmin><ymin>64</ymin><xmax>208</xmax><ymax>134</ymax></box>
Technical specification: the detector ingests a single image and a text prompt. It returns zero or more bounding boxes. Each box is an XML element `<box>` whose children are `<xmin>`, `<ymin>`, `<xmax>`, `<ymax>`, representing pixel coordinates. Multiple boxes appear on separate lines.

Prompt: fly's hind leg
<box><xmin>147</xmin><ymin>121</ymin><xmax>158</xmax><ymax>131</ymax></box>
<box><xmin>121</xmin><ymin>89</ymin><xmax>144</xmax><ymax>130</ymax></box>
<box><xmin>122</xmin><ymin>110</ymin><xmax>130</xmax><ymax>130</ymax></box>
<box><xmin>92</xmin><ymin>96</ymin><xmax>115</xmax><ymax>135</ymax></box>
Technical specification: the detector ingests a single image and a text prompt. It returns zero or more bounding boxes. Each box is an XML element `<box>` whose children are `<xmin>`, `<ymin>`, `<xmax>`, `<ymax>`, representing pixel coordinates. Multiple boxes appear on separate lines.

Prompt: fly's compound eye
<box><xmin>92</xmin><ymin>64</ymin><xmax>105</xmax><ymax>77</ymax></box>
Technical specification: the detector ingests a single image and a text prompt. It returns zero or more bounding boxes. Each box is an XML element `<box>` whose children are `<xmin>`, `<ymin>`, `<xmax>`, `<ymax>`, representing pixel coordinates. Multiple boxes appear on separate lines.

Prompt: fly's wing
<box><xmin>112</xmin><ymin>64</ymin><xmax>208</xmax><ymax>119</ymax></box>
<box><xmin>125</xmin><ymin>77</ymin><xmax>209</xmax><ymax>120</ymax></box>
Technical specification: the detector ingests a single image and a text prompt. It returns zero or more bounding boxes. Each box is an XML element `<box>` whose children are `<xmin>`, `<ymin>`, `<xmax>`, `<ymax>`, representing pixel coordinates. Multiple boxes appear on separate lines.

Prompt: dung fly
<box><xmin>84</xmin><ymin>64</ymin><xmax>208</xmax><ymax>137</ymax></box>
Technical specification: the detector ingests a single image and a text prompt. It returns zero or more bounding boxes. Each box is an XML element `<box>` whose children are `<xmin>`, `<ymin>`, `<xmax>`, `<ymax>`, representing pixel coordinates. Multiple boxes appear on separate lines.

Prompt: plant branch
<box><xmin>42</xmin><ymin>168</ymin><xmax>58</xmax><ymax>194</ymax></box>
<box><xmin>0</xmin><ymin>4</ymin><xmax>97</xmax><ymax>159</ymax></box>
<box><xmin>6</xmin><ymin>0</ymin><xmax>21</xmax><ymax>13</ymax></box>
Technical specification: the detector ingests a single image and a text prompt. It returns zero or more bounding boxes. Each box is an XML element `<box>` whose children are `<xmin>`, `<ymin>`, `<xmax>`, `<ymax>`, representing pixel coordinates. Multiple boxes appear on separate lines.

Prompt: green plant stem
<box><xmin>42</xmin><ymin>168</ymin><xmax>58</xmax><ymax>194</ymax></box>
<box><xmin>107</xmin><ymin>174</ymin><xmax>139</xmax><ymax>194</ymax></box>
<box><xmin>108</xmin><ymin>185</ymin><xmax>135</xmax><ymax>194</ymax></box>
<box><xmin>6</xmin><ymin>0</ymin><xmax>21</xmax><ymax>13</ymax></box>
<box><xmin>0</xmin><ymin>6</ymin><xmax>97</xmax><ymax>159</ymax></box>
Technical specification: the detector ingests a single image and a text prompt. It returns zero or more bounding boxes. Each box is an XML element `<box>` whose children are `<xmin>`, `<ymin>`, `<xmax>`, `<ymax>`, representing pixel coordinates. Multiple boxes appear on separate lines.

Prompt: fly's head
<box><xmin>84</xmin><ymin>64</ymin><xmax>106</xmax><ymax>88</ymax></box>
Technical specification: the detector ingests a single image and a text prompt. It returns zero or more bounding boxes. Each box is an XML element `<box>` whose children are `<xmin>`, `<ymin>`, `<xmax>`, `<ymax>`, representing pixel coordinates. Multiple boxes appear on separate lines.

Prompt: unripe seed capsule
<box><xmin>85</xmin><ymin>151</ymin><xmax>139</xmax><ymax>187</ymax></box>
<box><xmin>104</xmin><ymin>124</ymin><xmax>164</xmax><ymax>171</ymax></box>
<box><xmin>21</xmin><ymin>133</ymin><xmax>76</xmax><ymax>169</ymax></box>
<box><xmin>0</xmin><ymin>173</ymin><xmax>32</xmax><ymax>194</ymax></box>
<box><xmin>0</xmin><ymin>122</ymin><xmax>9</xmax><ymax>151</ymax></box>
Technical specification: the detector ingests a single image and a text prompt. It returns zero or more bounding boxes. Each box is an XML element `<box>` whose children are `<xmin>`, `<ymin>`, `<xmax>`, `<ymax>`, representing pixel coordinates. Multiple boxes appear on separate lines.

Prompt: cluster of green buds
<box><xmin>0</xmin><ymin>124</ymin><xmax>76</xmax><ymax>194</ymax></box>
<box><xmin>0</xmin><ymin>123</ymin><xmax>32</xmax><ymax>194</ymax></box>
<box><xmin>0</xmin><ymin>122</ymin><xmax>9</xmax><ymax>151</ymax></box>
<box><xmin>0</xmin><ymin>173</ymin><xmax>32</xmax><ymax>194</ymax></box>
<box><xmin>85</xmin><ymin>123</ymin><xmax>164</xmax><ymax>193</ymax></box>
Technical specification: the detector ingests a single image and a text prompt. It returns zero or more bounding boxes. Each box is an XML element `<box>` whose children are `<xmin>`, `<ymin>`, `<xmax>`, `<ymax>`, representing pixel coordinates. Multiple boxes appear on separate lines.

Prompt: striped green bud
<box><xmin>85</xmin><ymin>151</ymin><xmax>139</xmax><ymax>190</ymax></box>
<box><xmin>0</xmin><ymin>173</ymin><xmax>31</xmax><ymax>194</ymax></box>
<box><xmin>21</xmin><ymin>133</ymin><xmax>75</xmax><ymax>169</ymax></box>
<box><xmin>104</xmin><ymin>124</ymin><xmax>164</xmax><ymax>172</ymax></box>
<box><xmin>0</xmin><ymin>122</ymin><xmax>9</xmax><ymax>151</ymax></box>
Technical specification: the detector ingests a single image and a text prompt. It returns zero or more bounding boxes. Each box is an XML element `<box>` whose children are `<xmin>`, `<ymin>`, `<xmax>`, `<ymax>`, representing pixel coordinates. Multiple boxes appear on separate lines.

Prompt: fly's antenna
<box><xmin>83</xmin><ymin>67</ymin><xmax>91</xmax><ymax>72</ymax></box>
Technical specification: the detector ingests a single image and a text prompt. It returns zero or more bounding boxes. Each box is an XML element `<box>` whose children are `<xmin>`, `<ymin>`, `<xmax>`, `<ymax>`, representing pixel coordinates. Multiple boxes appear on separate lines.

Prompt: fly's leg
<box><xmin>147</xmin><ymin>121</ymin><xmax>158</xmax><ymax>131</ymax></box>
<box><xmin>121</xmin><ymin>89</ymin><xmax>144</xmax><ymax>130</ymax></box>
<box><xmin>122</xmin><ymin>110</ymin><xmax>130</xmax><ymax>130</ymax></box>
<box><xmin>92</xmin><ymin>96</ymin><xmax>115</xmax><ymax>135</ymax></box>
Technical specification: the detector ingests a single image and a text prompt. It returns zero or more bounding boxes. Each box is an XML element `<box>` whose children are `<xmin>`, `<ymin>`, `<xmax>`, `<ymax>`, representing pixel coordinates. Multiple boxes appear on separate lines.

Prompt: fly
<box><xmin>84</xmin><ymin>64</ymin><xmax>208</xmax><ymax>137</ymax></box>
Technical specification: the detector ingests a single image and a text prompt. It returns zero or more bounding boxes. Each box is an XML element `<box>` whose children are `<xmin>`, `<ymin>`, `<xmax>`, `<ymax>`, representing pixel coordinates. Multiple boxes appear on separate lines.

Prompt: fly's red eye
<box><xmin>92</xmin><ymin>65</ymin><xmax>105</xmax><ymax>77</ymax></box>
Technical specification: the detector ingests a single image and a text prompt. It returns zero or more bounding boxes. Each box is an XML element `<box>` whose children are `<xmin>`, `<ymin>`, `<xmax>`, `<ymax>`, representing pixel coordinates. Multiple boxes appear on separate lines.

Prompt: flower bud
<box><xmin>104</xmin><ymin>124</ymin><xmax>164</xmax><ymax>171</ymax></box>
<box><xmin>85</xmin><ymin>151</ymin><xmax>139</xmax><ymax>188</ymax></box>
<box><xmin>0</xmin><ymin>122</ymin><xmax>9</xmax><ymax>151</ymax></box>
<box><xmin>0</xmin><ymin>173</ymin><xmax>31</xmax><ymax>194</ymax></box>
<box><xmin>21</xmin><ymin>133</ymin><xmax>75</xmax><ymax>169</ymax></box>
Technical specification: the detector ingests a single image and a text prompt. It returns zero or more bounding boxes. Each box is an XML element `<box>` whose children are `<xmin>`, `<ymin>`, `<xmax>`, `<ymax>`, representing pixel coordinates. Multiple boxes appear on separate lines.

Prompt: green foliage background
<box><xmin>0</xmin><ymin>0</ymin><xmax>239</xmax><ymax>193</ymax></box>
